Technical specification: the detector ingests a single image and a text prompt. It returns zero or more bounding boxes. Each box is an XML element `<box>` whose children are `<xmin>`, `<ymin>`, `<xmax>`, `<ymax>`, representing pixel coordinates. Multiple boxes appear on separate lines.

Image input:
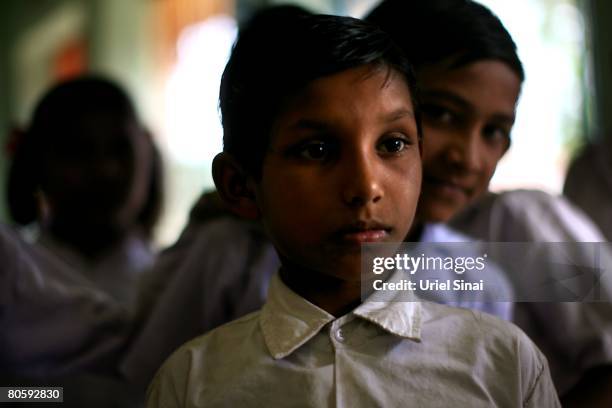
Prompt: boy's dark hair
<box><xmin>220</xmin><ymin>6</ymin><xmax>420</xmax><ymax>177</ymax></box>
<box><xmin>6</xmin><ymin>76</ymin><xmax>163</xmax><ymax>239</ymax></box>
<box><xmin>365</xmin><ymin>0</ymin><xmax>524</xmax><ymax>81</ymax></box>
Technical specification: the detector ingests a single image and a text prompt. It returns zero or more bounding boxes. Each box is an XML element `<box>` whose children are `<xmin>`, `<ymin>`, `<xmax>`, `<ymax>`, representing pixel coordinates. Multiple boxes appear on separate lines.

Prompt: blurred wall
<box><xmin>587</xmin><ymin>0</ymin><xmax>612</xmax><ymax>137</ymax></box>
<box><xmin>0</xmin><ymin>0</ymin><xmax>67</xmax><ymax>221</ymax></box>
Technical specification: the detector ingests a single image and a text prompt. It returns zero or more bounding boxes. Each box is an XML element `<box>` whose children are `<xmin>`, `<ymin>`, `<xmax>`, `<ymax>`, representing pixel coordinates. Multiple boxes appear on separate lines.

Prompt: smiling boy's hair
<box><xmin>219</xmin><ymin>7</ymin><xmax>420</xmax><ymax>177</ymax></box>
<box><xmin>365</xmin><ymin>0</ymin><xmax>524</xmax><ymax>81</ymax></box>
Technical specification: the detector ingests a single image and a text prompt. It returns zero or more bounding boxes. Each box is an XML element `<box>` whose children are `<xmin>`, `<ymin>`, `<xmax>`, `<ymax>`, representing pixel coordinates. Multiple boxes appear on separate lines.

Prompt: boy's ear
<box><xmin>212</xmin><ymin>152</ymin><xmax>260</xmax><ymax>220</ymax></box>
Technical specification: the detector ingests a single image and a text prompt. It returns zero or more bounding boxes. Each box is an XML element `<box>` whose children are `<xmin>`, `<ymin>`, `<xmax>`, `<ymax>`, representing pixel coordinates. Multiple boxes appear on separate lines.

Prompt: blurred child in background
<box><xmin>6</xmin><ymin>76</ymin><xmax>163</xmax><ymax>309</ymax></box>
<box><xmin>0</xmin><ymin>221</ymin><xmax>139</xmax><ymax>407</ymax></box>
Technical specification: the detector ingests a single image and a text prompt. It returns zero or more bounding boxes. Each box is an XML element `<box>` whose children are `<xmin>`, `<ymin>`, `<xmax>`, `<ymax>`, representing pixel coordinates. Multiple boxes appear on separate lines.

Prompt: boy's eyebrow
<box><xmin>288</xmin><ymin>108</ymin><xmax>415</xmax><ymax>130</ymax></box>
<box><xmin>421</xmin><ymin>90</ymin><xmax>471</xmax><ymax>109</ymax></box>
<box><xmin>384</xmin><ymin>108</ymin><xmax>415</xmax><ymax>123</ymax></box>
<box><xmin>289</xmin><ymin>119</ymin><xmax>329</xmax><ymax>131</ymax></box>
<box><xmin>490</xmin><ymin>113</ymin><xmax>516</xmax><ymax>126</ymax></box>
<box><xmin>421</xmin><ymin>90</ymin><xmax>516</xmax><ymax>124</ymax></box>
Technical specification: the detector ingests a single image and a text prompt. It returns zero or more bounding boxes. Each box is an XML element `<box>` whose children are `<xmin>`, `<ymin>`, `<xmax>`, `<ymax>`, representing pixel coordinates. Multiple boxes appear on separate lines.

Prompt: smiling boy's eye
<box><xmin>421</xmin><ymin>103</ymin><xmax>457</xmax><ymax>125</ymax></box>
<box><xmin>482</xmin><ymin>124</ymin><xmax>510</xmax><ymax>147</ymax></box>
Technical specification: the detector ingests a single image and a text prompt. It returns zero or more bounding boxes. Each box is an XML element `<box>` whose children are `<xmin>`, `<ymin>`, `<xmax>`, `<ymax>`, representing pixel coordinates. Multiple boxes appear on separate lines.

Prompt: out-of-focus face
<box><xmin>41</xmin><ymin>112</ymin><xmax>152</xmax><ymax>241</ymax></box>
<box><xmin>417</xmin><ymin>60</ymin><xmax>522</xmax><ymax>222</ymax></box>
<box><xmin>254</xmin><ymin>65</ymin><xmax>421</xmax><ymax>282</ymax></box>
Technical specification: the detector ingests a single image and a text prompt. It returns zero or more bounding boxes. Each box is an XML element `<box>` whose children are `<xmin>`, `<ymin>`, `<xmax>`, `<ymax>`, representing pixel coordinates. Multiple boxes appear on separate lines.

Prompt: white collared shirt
<box><xmin>0</xmin><ymin>224</ymin><xmax>131</xmax><ymax>375</ymax></box>
<box><xmin>147</xmin><ymin>274</ymin><xmax>559</xmax><ymax>408</ymax></box>
<box><xmin>450</xmin><ymin>189</ymin><xmax>612</xmax><ymax>393</ymax></box>
<box><xmin>1</xmin><ymin>223</ymin><xmax>147</xmax><ymax>405</ymax></box>
<box><xmin>123</xmin><ymin>218</ymin><xmax>512</xmax><ymax>389</ymax></box>
<box><xmin>38</xmin><ymin>231</ymin><xmax>155</xmax><ymax>309</ymax></box>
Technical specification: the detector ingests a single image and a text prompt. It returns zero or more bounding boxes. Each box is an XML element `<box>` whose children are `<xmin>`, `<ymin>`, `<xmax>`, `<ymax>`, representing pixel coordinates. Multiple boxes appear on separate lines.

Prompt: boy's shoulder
<box><xmin>170</xmin><ymin>309</ymin><xmax>262</xmax><ymax>358</ymax></box>
<box><xmin>147</xmin><ymin>310</ymin><xmax>267</xmax><ymax>406</ymax></box>
<box><xmin>151</xmin><ymin>308</ymin><xmax>268</xmax><ymax>374</ymax></box>
<box><xmin>421</xmin><ymin>301</ymin><xmax>549</xmax><ymax>390</ymax></box>
<box><xmin>451</xmin><ymin>189</ymin><xmax>605</xmax><ymax>242</ymax></box>
<box><xmin>423</xmin><ymin>300</ymin><xmax>536</xmax><ymax>351</ymax></box>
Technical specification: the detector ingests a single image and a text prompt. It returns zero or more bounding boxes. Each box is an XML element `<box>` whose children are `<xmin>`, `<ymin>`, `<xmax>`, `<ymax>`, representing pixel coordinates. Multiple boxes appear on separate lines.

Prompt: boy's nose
<box><xmin>446</xmin><ymin>128</ymin><xmax>484</xmax><ymax>173</ymax></box>
<box><xmin>340</xmin><ymin>151</ymin><xmax>383</xmax><ymax>207</ymax></box>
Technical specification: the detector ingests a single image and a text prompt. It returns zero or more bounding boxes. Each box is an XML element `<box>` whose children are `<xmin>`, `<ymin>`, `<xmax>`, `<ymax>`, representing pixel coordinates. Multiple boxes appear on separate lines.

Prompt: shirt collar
<box><xmin>353</xmin><ymin>270</ymin><xmax>422</xmax><ymax>341</ymax></box>
<box><xmin>352</xmin><ymin>296</ymin><xmax>422</xmax><ymax>341</ymax></box>
<box><xmin>260</xmin><ymin>274</ymin><xmax>422</xmax><ymax>360</ymax></box>
<box><xmin>260</xmin><ymin>274</ymin><xmax>334</xmax><ymax>359</ymax></box>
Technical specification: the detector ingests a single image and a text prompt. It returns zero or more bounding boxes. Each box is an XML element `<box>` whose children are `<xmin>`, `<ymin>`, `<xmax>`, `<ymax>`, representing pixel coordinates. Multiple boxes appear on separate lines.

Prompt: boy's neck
<box><xmin>279</xmin><ymin>263</ymin><xmax>363</xmax><ymax>317</ymax></box>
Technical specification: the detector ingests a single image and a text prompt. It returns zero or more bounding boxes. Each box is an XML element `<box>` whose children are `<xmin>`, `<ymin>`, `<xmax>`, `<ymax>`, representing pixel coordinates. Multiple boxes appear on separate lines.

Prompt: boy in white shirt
<box><xmin>147</xmin><ymin>9</ymin><xmax>559</xmax><ymax>407</ymax></box>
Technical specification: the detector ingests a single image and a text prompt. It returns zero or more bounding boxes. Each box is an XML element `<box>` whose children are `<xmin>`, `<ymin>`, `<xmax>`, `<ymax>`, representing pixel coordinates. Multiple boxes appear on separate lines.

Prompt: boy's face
<box><xmin>254</xmin><ymin>65</ymin><xmax>421</xmax><ymax>281</ymax></box>
<box><xmin>417</xmin><ymin>60</ymin><xmax>521</xmax><ymax>222</ymax></box>
<box><xmin>42</xmin><ymin>113</ymin><xmax>152</xmax><ymax>238</ymax></box>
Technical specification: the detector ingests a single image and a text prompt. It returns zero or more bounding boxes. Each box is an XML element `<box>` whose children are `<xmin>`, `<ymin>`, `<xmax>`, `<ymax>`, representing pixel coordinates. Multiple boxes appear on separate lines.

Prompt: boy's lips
<box><xmin>334</xmin><ymin>221</ymin><xmax>392</xmax><ymax>244</ymax></box>
<box><xmin>424</xmin><ymin>175</ymin><xmax>473</xmax><ymax>201</ymax></box>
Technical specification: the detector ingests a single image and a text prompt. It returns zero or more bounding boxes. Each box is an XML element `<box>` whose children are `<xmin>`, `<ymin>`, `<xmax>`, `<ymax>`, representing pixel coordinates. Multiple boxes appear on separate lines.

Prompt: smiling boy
<box><xmin>365</xmin><ymin>0</ymin><xmax>523</xmax><ymax>225</ymax></box>
<box><xmin>366</xmin><ymin>1</ymin><xmax>612</xmax><ymax>403</ymax></box>
<box><xmin>416</xmin><ymin>61</ymin><xmax>520</xmax><ymax>222</ymax></box>
<box><xmin>146</xmin><ymin>10</ymin><xmax>559</xmax><ymax>407</ymax></box>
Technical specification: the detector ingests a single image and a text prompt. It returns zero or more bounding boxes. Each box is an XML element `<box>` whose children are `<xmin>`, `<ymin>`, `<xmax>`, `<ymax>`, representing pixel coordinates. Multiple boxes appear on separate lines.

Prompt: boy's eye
<box><xmin>377</xmin><ymin>135</ymin><xmax>411</xmax><ymax>154</ymax></box>
<box><xmin>421</xmin><ymin>104</ymin><xmax>457</xmax><ymax>125</ymax></box>
<box><xmin>482</xmin><ymin>124</ymin><xmax>510</xmax><ymax>149</ymax></box>
<box><xmin>297</xmin><ymin>140</ymin><xmax>331</xmax><ymax>161</ymax></box>
<box><xmin>377</xmin><ymin>132</ymin><xmax>414</xmax><ymax>154</ymax></box>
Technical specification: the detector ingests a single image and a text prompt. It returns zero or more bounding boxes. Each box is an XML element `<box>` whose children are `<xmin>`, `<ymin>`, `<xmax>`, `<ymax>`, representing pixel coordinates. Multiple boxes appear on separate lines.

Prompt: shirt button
<box><xmin>335</xmin><ymin>328</ymin><xmax>345</xmax><ymax>342</ymax></box>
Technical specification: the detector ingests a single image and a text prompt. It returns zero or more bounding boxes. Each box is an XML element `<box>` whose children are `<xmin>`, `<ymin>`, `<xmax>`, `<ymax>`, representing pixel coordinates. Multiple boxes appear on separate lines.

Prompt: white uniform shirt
<box><xmin>0</xmin><ymin>223</ymin><xmax>131</xmax><ymax>377</ymax></box>
<box><xmin>122</xmin><ymin>218</ymin><xmax>512</xmax><ymax>389</ymax></box>
<box><xmin>450</xmin><ymin>189</ymin><xmax>612</xmax><ymax>393</ymax></box>
<box><xmin>1</xmin><ymin>223</ymin><xmax>146</xmax><ymax>406</ymax></box>
<box><xmin>38</xmin><ymin>231</ymin><xmax>155</xmax><ymax>309</ymax></box>
<box><xmin>147</xmin><ymin>274</ymin><xmax>559</xmax><ymax>408</ymax></box>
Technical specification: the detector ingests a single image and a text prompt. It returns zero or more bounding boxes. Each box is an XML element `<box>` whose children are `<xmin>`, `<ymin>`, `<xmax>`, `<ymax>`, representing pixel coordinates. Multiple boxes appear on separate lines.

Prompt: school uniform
<box><xmin>121</xmin><ymin>217</ymin><xmax>513</xmax><ymax>389</ymax></box>
<box><xmin>0</xmin><ymin>223</ymin><xmax>130</xmax><ymax>377</ymax></box>
<box><xmin>450</xmin><ymin>189</ymin><xmax>606</xmax><ymax>243</ymax></box>
<box><xmin>147</xmin><ymin>274</ymin><xmax>560</xmax><ymax>408</ymax></box>
<box><xmin>450</xmin><ymin>189</ymin><xmax>612</xmax><ymax>393</ymax></box>
<box><xmin>1</xmin><ymin>223</ymin><xmax>141</xmax><ymax>406</ymax></box>
<box><xmin>38</xmin><ymin>231</ymin><xmax>155</xmax><ymax>309</ymax></box>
